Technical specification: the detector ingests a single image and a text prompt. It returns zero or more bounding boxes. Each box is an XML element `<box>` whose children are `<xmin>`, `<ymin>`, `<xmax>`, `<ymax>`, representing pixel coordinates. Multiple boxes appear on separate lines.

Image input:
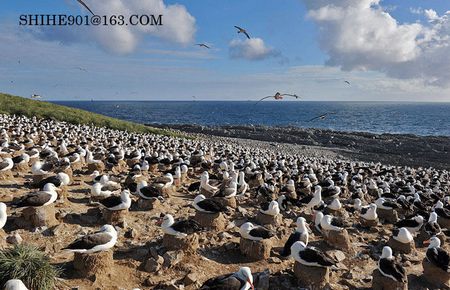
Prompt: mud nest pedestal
<box><xmin>149</xmin><ymin>164</ymin><xmax>158</xmax><ymax>173</ymax></box>
<box><xmin>58</xmin><ymin>186</ymin><xmax>70</xmax><ymax>203</ymax></box>
<box><xmin>422</xmin><ymin>259</ymin><xmax>450</xmax><ymax>289</ymax></box>
<box><xmin>255</xmin><ymin>212</ymin><xmax>282</xmax><ymax>226</ymax></box>
<box><xmin>372</xmin><ymin>268</ymin><xmax>407</xmax><ymax>290</ymax></box>
<box><xmin>377</xmin><ymin>208</ymin><xmax>399</xmax><ymax>224</ymax></box>
<box><xmin>71</xmin><ymin>161</ymin><xmax>83</xmax><ymax>171</ymax></box>
<box><xmin>239</xmin><ymin>237</ymin><xmax>272</xmax><ymax>260</ymax></box>
<box><xmin>134</xmin><ymin>198</ymin><xmax>161</xmax><ymax>211</ymax></box>
<box><xmin>14</xmin><ymin>163</ymin><xmax>30</xmax><ymax>174</ymax></box>
<box><xmin>0</xmin><ymin>170</ymin><xmax>13</xmax><ymax>181</ymax></box>
<box><xmin>73</xmin><ymin>250</ymin><xmax>114</xmax><ymax>278</ymax></box>
<box><xmin>387</xmin><ymin>237</ymin><xmax>415</xmax><ymax>254</ymax></box>
<box><xmin>21</xmin><ymin>204</ymin><xmax>58</xmax><ymax>228</ymax></box>
<box><xmin>193</xmin><ymin>211</ymin><xmax>226</xmax><ymax>230</ymax></box>
<box><xmin>161</xmin><ymin>186</ymin><xmax>174</xmax><ymax>198</ymax></box>
<box><xmin>437</xmin><ymin>217</ymin><xmax>450</xmax><ymax>229</ymax></box>
<box><xmin>323</xmin><ymin>229</ymin><xmax>352</xmax><ymax>251</ymax></box>
<box><xmin>211</xmin><ymin>196</ymin><xmax>237</xmax><ymax>209</ymax></box>
<box><xmin>87</xmin><ymin>162</ymin><xmax>105</xmax><ymax>174</ymax></box>
<box><xmin>360</xmin><ymin>217</ymin><xmax>379</xmax><ymax>228</ymax></box>
<box><xmin>102</xmin><ymin>209</ymin><xmax>127</xmax><ymax>225</ymax></box>
<box><xmin>293</xmin><ymin>261</ymin><xmax>329</xmax><ymax>289</ymax></box>
<box><xmin>162</xmin><ymin>233</ymin><xmax>199</xmax><ymax>252</ymax></box>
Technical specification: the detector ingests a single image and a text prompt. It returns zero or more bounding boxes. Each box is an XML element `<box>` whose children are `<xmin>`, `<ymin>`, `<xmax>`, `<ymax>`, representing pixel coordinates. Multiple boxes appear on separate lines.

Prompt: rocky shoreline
<box><xmin>149</xmin><ymin>124</ymin><xmax>450</xmax><ymax>170</ymax></box>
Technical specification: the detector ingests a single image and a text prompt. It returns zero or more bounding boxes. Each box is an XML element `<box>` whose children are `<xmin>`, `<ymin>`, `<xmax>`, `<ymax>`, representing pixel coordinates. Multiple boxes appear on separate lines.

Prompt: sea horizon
<box><xmin>52</xmin><ymin>100</ymin><xmax>450</xmax><ymax>137</ymax></box>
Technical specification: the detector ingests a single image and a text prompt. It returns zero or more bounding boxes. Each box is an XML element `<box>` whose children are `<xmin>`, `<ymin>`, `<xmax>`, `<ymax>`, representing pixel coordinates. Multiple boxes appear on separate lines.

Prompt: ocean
<box><xmin>52</xmin><ymin>101</ymin><xmax>450</xmax><ymax>137</ymax></box>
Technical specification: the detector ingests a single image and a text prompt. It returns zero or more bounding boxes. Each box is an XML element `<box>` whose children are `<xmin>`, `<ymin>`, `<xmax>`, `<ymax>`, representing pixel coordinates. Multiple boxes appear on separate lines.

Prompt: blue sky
<box><xmin>0</xmin><ymin>0</ymin><xmax>449</xmax><ymax>101</ymax></box>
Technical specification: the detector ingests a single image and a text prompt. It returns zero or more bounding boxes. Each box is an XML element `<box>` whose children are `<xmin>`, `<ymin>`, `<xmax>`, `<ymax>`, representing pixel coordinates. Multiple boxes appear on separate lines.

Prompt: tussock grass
<box><xmin>0</xmin><ymin>93</ymin><xmax>181</xmax><ymax>137</ymax></box>
<box><xmin>0</xmin><ymin>244</ymin><xmax>60</xmax><ymax>290</ymax></box>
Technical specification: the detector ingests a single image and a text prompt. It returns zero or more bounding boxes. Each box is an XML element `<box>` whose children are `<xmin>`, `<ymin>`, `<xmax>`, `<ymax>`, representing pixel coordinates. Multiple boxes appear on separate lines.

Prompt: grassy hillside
<box><xmin>0</xmin><ymin>93</ymin><xmax>179</xmax><ymax>136</ymax></box>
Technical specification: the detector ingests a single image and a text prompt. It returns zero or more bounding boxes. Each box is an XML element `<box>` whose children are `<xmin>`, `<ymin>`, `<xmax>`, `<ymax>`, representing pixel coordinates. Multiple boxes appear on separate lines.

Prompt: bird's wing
<box><xmin>76</xmin><ymin>0</ymin><xmax>95</xmax><ymax>16</ymax></box>
<box><xmin>308</xmin><ymin>115</ymin><xmax>322</xmax><ymax>122</ymax></box>
<box><xmin>243</xmin><ymin>31</ymin><xmax>251</xmax><ymax>39</ymax></box>
<box><xmin>66</xmin><ymin>232</ymin><xmax>111</xmax><ymax>250</ymax></box>
<box><xmin>254</xmin><ymin>96</ymin><xmax>273</xmax><ymax>105</ymax></box>
<box><xmin>282</xmin><ymin>94</ymin><xmax>301</xmax><ymax>99</ymax></box>
<box><xmin>172</xmin><ymin>219</ymin><xmax>202</xmax><ymax>233</ymax></box>
<box><xmin>379</xmin><ymin>259</ymin><xmax>406</xmax><ymax>282</ymax></box>
<box><xmin>302</xmin><ymin>247</ymin><xmax>335</xmax><ymax>266</ymax></box>
<box><xmin>249</xmin><ymin>227</ymin><xmax>273</xmax><ymax>239</ymax></box>
<box><xmin>234</xmin><ymin>25</ymin><xmax>243</xmax><ymax>30</ymax></box>
<box><xmin>201</xmin><ymin>273</ymin><xmax>242</xmax><ymax>289</ymax></box>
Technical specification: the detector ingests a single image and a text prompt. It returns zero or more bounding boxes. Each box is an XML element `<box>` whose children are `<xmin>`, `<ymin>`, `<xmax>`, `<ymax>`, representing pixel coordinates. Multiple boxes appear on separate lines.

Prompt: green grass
<box><xmin>0</xmin><ymin>93</ymin><xmax>182</xmax><ymax>137</ymax></box>
<box><xmin>0</xmin><ymin>245</ymin><xmax>60</xmax><ymax>290</ymax></box>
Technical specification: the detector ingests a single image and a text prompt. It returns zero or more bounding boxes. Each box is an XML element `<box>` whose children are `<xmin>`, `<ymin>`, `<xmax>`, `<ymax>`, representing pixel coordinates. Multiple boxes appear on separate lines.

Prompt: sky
<box><xmin>0</xmin><ymin>0</ymin><xmax>449</xmax><ymax>101</ymax></box>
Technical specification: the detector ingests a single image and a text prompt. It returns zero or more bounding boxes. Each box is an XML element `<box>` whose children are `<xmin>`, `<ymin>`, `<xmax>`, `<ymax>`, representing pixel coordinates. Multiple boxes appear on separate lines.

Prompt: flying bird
<box><xmin>255</xmin><ymin>92</ymin><xmax>300</xmax><ymax>105</ymax></box>
<box><xmin>75</xmin><ymin>67</ymin><xmax>88</xmax><ymax>72</ymax></box>
<box><xmin>344</xmin><ymin>80</ymin><xmax>351</xmax><ymax>85</ymax></box>
<box><xmin>308</xmin><ymin>112</ymin><xmax>336</xmax><ymax>122</ymax></box>
<box><xmin>76</xmin><ymin>0</ymin><xmax>95</xmax><ymax>16</ymax></box>
<box><xmin>234</xmin><ymin>26</ymin><xmax>251</xmax><ymax>39</ymax></box>
<box><xmin>196</xmin><ymin>43</ymin><xmax>210</xmax><ymax>49</ymax></box>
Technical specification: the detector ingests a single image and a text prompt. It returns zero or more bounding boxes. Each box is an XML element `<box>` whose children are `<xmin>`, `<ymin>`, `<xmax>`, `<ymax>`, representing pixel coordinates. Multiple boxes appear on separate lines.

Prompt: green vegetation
<box><xmin>0</xmin><ymin>93</ymin><xmax>181</xmax><ymax>137</ymax></box>
<box><xmin>0</xmin><ymin>244</ymin><xmax>60</xmax><ymax>290</ymax></box>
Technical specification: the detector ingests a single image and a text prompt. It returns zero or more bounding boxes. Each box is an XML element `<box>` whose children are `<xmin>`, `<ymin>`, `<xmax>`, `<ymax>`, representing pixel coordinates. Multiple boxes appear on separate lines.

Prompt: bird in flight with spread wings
<box><xmin>234</xmin><ymin>26</ymin><xmax>251</xmax><ymax>39</ymax></box>
<box><xmin>76</xmin><ymin>0</ymin><xmax>95</xmax><ymax>16</ymax></box>
<box><xmin>195</xmin><ymin>43</ymin><xmax>210</xmax><ymax>49</ymax></box>
<box><xmin>308</xmin><ymin>112</ymin><xmax>337</xmax><ymax>122</ymax></box>
<box><xmin>255</xmin><ymin>92</ymin><xmax>300</xmax><ymax>105</ymax></box>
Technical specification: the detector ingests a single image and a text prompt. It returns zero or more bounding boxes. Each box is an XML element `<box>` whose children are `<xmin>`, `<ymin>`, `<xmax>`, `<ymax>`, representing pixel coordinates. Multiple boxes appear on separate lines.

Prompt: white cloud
<box><xmin>37</xmin><ymin>0</ymin><xmax>196</xmax><ymax>54</ymax></box>
<box><xmin>424</xmin><ymin>9</ymin><xmax>439</xmax><ymax>21</ymax></box>
<box><xmin>302</xmin><ymin>0</ymin><xmax>450</xmax><ymax>86</ymax></box>
<box><xmin>229</xmin><ymin>38</ymin><xmax>279</xmax><ymax>61</ymax></box>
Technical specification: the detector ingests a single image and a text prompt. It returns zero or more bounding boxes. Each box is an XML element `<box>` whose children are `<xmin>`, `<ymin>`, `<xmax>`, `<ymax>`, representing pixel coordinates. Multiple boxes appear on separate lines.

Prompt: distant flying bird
<box><xmin>234</xmin><ymin>26</ymin><xmax>251</xmax><ymax>39</ymax></box>
<box><xmin>255</xmin><ymin>92</ymin><xmax>300</xmax><ymax>105</ymax></box>
<box><xmin>76</xmin><ymin>0</ymin><xmax>95</xmax><ymax>16</ymax></box>
<box><xmin>30</xmin><ymin>94</ymin><xmax>42</xmax><ymax>99</ymax></box>
<box><xmin>196</xmin><ymin>43</ymin><xmax>210</xmax><ymax>49</ymax></box>
<box><xmin>75</xmin><ymin>67</ymin><xmax>88</xmax><ymax>72</ymax></box>
<box><xmin>308</xmin><ymin>112</ymin><xmax>336</xmax><ymax>122</ymax></box>
<box><xmin>344</xmin><ymin>80</ymin><xmax>351</xmax><ymax>85</ymax></box>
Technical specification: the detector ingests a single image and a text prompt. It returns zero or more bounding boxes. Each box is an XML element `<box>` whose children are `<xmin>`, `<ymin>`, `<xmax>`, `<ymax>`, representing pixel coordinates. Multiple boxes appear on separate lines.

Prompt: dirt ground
<box><xmin>0</xmin><ymin>136</ymin><xmax>448</xmax><ymax>290</ymax></box>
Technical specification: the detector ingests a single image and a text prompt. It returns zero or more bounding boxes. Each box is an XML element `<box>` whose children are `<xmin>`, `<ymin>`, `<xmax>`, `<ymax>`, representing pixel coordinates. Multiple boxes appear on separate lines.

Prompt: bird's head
<box><xmin>381</xmin><ymin>246</ymin><xmax>393</xmax><ymax>259</ymax></box>
<box><xmin>290</xmin><ymin>241</ymin><xmax>307</xmax><ymax>254</ymax></box>
<box><xmin>100</xmin><ymin>224</ymin><xmax>117</xmax><ymax>235</ymax></box>
<box><xmin>423</xmin><ymin>236</ymin><xmax>441</xmax><ymax>248</ymax></box>
<box><xmin>193</xmin><ymin>194</ymin><xmax>206</xmax><ymax>204</ymax></box>
<box><xmin>157</xmin><ymin>214</ymin><xmax>174</xmax><ymax>227</ymax></box>
<box><xmin>237</xmin><ymin>267</ymin><xmax>254</xmax><ymax>290</ymax></box>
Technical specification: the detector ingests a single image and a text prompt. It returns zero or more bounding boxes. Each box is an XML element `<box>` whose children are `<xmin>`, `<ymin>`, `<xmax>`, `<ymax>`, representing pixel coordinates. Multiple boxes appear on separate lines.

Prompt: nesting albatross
<box><xmin>63</xmin><ymin>224</ymin><xmax>117</xmax><ymax>253</ymax></box>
